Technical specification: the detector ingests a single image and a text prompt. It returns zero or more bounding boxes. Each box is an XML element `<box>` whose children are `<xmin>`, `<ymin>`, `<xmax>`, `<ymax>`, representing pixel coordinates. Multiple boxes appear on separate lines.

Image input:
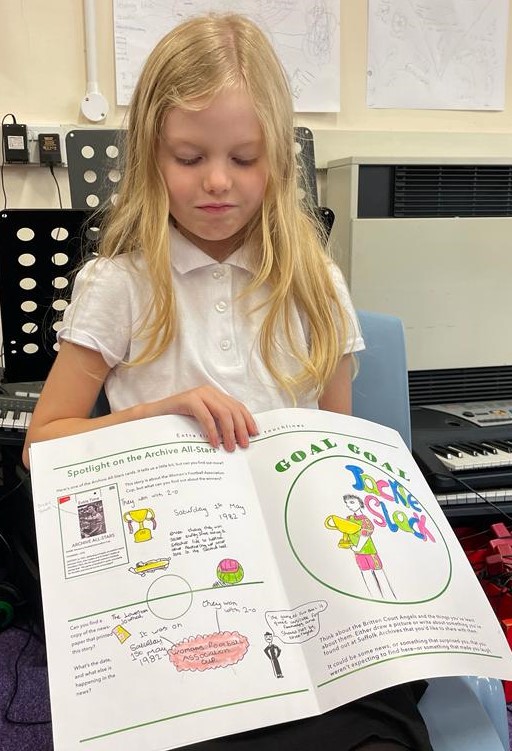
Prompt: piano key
<box><xmin>0</xmin><ymin>409</ymin><xmax>31</xmax><ymax>431</ymax></box>
<box><xmin>432</xmin><ymin>444</ymin><xmax>512</xmax><ymax>472</ymax></box>
<box><xmin>430</xmin><ymin>444</ymin><xmax>454</xmax><ymax>459</ymax></box>
<box><xmin>487</xmin><ymin>440</ymin><xmax>512</xmax><ymax>453</ymax></box>
<box><xmin>449</xmin><ymin>442</ymin><xmax>479</xmax><ymax>456</ymax></box>
<box><xmin>466</xmin><ymin>442</ymin><xmax>489</xmax><ymax>455</ymax></box>
<box><xmin>12</xmin><ymin>411</ymin><xmax>29</xmax><ymax>430</ymax></box>
<box><xmin>480</xmin><ymin>442</ymin><xmax>499</xmax><ymax>454</ymax></box>
<box><xmin>445</xmin><ymin>445</ymin><xmax>464</xmax><ymax>458</ymax></box>
<box><xmin>2</xmin><ymin>410</ymin><xmax>15</xmax><ymax>429</ymax></box>
<box><xmin>436</xmin><ymin>487</ymin><xmax>512</xmax><ymax>508</ymax></box>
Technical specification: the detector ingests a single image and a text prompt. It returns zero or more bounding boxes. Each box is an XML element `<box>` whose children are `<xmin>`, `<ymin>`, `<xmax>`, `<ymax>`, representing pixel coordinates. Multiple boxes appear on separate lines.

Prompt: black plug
<box><xmin>2</xmin><ymin>123</ymin><xmax>29</xmax><ymax>163</ymax></box>
<box><xmin>38</xmin><ymin>133</ymin><xmax>62</xmax><ymax>165</ymax></box>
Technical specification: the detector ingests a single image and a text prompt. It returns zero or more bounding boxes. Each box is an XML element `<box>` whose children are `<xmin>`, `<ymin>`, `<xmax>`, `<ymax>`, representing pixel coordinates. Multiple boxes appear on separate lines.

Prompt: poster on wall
<box><xmin>113</xmin><ymin>0</ymin><xmax>340</xmax><ymax>112</ymax></box>
<box><xmin>367</xmin><ymin>0</ymin><xmax>508</xmax><ymax>110</ymax></box>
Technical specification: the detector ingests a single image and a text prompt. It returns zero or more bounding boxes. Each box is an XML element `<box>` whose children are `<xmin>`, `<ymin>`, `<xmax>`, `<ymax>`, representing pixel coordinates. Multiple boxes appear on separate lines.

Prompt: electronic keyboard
<box><xmin>0</xmin><ymin>390</ymin><xmax>40</xmax><ymax>444</ymax></box>
<box><xmin>411</xmin><ymin>401</ymin><xmax>512</xmax><ymax>517</ymax></box>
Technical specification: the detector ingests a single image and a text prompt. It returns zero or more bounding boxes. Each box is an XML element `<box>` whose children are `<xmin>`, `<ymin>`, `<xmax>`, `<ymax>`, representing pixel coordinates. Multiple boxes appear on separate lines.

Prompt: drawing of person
<box><xmin>342</xmin><ymin>494</ymin><xmax>397</xmax><ymax>600</ymax></box>
<box><xmin>263</xmin><ymin>632</ymin><xmax>283</xmax><ymax>678</ymax></box>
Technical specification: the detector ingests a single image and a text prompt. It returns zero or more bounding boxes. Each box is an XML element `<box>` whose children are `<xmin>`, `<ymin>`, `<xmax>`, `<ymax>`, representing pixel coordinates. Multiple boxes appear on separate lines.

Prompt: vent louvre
<box><xmin>394</xmin><ymin>165</ymin><xmax>512</xmax><ymax>217</ymax></box>
<box><xmin>409</xmin><ymin>366</ymin><xmax>512</xmax><ymax>406</ymax></box>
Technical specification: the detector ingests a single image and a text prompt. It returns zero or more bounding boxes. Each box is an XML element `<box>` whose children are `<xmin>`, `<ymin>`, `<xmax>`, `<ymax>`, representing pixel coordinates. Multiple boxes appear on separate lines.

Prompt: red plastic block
<box><xmin>488</xmin><ymin>540</ymin><xmax>512</xmax><ymax>555</ymax></box>
<box><xmin>486</xmin><ymin>554</ymin><xmax>506</xmax><ymax>576</ymax></box>
<box><xmin>490</xmin><ymin>523</ymin><xmax>511</xmax><ymax>539</ymax></box>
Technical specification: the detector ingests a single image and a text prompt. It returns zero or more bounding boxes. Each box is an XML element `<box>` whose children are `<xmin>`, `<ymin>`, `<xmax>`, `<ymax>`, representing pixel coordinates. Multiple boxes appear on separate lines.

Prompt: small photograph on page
<box><xmin>78</xmin><ymin>499</ymin><xmax>107</xmax><ymax>538</ymax></box>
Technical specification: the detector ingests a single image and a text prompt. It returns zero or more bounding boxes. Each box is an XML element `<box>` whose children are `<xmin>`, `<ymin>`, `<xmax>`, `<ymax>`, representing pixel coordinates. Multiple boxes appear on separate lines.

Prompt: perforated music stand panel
<box><xmin>0</xmin><ymin>210</ymin><xmax>96</xmax><ymax>383</ymax></box>
<box><xmin>66</xmin><ymin>129</ymin><xmax>126</xmax><ymax>210</ymax></box>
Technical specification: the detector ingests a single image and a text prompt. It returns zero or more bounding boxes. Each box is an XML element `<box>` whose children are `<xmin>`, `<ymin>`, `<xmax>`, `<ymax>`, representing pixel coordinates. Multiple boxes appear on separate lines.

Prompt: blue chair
<box><xmin>353</xmin><ymin>309</ymin><xmax>509</xmax><ymax>751</ymax></box>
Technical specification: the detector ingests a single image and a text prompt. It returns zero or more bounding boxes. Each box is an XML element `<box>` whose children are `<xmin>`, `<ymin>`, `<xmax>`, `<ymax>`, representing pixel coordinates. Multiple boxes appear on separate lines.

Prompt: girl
<box><xmin>23</xmin><ymin>13</ymin><xmax>432</xmax><ymax>751</ymax></box>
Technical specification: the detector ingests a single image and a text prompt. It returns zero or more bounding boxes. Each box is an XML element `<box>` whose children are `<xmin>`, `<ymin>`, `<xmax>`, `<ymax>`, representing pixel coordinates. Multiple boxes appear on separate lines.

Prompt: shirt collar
<box><xmin>170</xmin><ymin>224</ymin><xmax>255</xmax><ymax>275</ymax></box>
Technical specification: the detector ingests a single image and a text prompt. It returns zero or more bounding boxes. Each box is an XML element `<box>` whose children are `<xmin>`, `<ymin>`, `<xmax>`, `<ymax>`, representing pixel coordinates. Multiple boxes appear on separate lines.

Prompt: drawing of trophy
<box><xmin>324</xmin><ymin>514</ymin><xmax>361</xmax><ymax>548</ymax></box>
<box><xmin>123</xmin><ymin>508</ymin><xmax>157</xmax><ymax>543</ymax></box>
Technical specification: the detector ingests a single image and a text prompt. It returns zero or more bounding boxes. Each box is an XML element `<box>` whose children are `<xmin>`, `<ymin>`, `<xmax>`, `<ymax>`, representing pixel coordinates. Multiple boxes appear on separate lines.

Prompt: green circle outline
<box><xmin>284</xmin><ymin>453</ymin><xmax>452</xmax><ymax>605</ymax></box>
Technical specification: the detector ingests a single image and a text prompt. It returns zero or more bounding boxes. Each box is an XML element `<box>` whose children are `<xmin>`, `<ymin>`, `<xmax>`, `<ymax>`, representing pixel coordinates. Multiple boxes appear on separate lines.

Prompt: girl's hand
<box><xmin>147</xmin><ymin>385</ymin><xmax>259</xmax><ymax>451</ymax></box>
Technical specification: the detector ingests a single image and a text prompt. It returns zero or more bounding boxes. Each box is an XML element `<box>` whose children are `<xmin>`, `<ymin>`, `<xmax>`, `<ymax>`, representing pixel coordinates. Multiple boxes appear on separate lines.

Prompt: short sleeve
<box><xmin>329</xmin><ymin>262</ymin><xmax>365</xmax><ymax>355</ymax></box>
<box><xmin>57</xmin><ymin>257</ymin><xmax>135</xmax><ymax>368</ymax></box>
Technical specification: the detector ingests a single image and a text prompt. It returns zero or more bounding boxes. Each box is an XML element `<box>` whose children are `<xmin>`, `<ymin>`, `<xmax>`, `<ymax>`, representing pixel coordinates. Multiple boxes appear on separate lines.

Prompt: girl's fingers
<box><xmin>231</xmin><ymin>408</ymin><xmax>252</xmax><ymax>449</ymax></box>
<box><xmin>204</xmin><ymin>398</ymin><xmax>238</xmax><ymax>452</ymax></box>
<box><xmin>163</xmin><ymin>386</ymin><xmax>258</xmax><ymax>450</ymax></box>
<box><xmin>188</xmin><ymin>399</ymin><xmax>221</xmax><ymax>448</ymax></box>
<box><xmin>241</xmin><ymin>405</ymin><xmax>259</xmax><ymax>437</ymax></box>
<box><xmin>202</xmin><ymin>394</ymin><xmax>253</xmax><ymax>452</ymax></box>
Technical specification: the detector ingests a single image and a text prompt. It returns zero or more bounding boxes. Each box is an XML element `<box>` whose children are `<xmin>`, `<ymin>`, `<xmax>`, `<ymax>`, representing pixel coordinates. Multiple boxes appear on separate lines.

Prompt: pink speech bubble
<box><xmin>168</xmin><ymin>631</ymin><xmax>249</xmax><ymax>672</ymax></box>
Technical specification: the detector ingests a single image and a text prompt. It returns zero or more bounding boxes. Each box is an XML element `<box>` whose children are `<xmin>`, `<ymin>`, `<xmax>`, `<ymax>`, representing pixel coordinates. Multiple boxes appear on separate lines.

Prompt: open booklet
<box><xmin>29</xmin><ymin>408</ymin><xmax>512</xmax><ymax>751</ymax></box>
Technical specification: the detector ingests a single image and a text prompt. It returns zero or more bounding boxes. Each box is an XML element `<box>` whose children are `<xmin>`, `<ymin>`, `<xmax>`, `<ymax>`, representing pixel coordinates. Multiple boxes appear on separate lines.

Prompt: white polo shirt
<box><xmin>58</xmin><ymin>226</ymin><xmax>364</xmax><ymax>414</ymax></box>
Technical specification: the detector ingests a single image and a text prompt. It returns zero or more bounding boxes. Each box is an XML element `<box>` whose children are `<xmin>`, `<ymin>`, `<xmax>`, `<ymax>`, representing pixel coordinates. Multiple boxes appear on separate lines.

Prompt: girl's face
<box><xmin>157</xmin><ymin>87</ymin><xmax>268</xmax><ymax>262</ymax></box>
<box><xmin>344</xmin><ymin>496</ymin><xmax>362</xmax><ymax>513</ymax></box>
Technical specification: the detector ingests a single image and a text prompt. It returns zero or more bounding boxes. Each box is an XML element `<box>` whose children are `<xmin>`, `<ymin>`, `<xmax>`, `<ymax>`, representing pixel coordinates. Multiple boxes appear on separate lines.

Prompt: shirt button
<box><xmin>215</xmin><ymin>300</ymin><xmax>228</xmax><ymax>313</ymax></box>
<box><xmin>220</xmin><ymin>339</ymin><xmax>231</xmax><ymax>351</ymax></box>
<box><xmin>212</xmin><ymin>269</ymin><xmax>224</xmax><ymax>279</ymax></box>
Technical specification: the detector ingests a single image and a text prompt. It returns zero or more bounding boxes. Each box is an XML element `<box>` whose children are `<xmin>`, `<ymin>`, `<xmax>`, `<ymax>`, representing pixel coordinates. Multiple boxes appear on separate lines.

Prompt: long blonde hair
<box><xmin>98</xmin><ymin>13</ymin><xmax>351</xmax><ymax>398</ymax></box>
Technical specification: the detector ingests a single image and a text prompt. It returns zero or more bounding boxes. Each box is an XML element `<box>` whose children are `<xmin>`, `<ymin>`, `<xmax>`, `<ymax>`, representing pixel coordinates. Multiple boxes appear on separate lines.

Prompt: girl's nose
<box><xmin>203</xmin><ymin>163</ymin><xmax>232</xmax><ymax>194</ymax></box>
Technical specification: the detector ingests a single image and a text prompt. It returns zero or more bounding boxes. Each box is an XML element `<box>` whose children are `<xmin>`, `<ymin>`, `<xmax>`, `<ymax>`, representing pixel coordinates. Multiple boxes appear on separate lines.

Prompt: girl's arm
<box><xmin>318</xmin><ymin>354</ymin><xmax>353</xmax><ymax>415</ymax></box>
<box><xmin>22</xmin><ymin>341</ymin><xmax>257</xmax><ymax>468</ymax></box>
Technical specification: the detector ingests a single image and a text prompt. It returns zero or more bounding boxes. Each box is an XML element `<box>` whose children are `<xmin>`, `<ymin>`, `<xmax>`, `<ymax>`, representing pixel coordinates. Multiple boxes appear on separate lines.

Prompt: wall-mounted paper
<box><xmin>367</xmin><ymin>0</ymin><xmax>508</xmax><ymax>110</ymax></box>
<box><xmin>113</xmin><ymin>0</ymin><xmax>340</xmax><ymax>112</ymax></box>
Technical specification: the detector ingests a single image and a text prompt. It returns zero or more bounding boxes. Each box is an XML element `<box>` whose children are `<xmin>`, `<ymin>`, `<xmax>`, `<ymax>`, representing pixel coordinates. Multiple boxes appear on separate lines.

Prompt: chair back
<box><xmin>352</xmin><ymin>310</ymin><xmax>412</xmax><ymax>449</ymax></box>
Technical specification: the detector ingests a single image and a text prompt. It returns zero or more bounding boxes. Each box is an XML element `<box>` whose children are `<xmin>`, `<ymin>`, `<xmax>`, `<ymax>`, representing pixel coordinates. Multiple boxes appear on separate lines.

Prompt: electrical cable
<box><xmin>0</xmin><ymin>527</ymin><xmax>13</xmax><ymax>558</ymax></box>
<box><xmin>49</xmin><ymin>163</ymin><xmax>63</xmax><ymax>209</ymax></box>
<box><xmin>1</xmin><ymin>113</ymin><xmax>17</xmax><ymax>211</ymax></box>
<box><xmin>11</xmin><ymin>622</ymin><xmax>44</xmax><ymax>640</ymax></box>
<box><xmin>3</xmin><ymin>622</ymin><xmax>51</xmax><ymax>726</ymax></box>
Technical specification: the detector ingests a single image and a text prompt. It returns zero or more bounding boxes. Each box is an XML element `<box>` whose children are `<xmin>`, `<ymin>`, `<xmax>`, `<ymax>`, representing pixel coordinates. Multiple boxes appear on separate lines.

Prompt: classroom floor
<box><xmin>1</xmin><ymin>623</ymin><xmax>52</xmax><ymax>751</ymax></box>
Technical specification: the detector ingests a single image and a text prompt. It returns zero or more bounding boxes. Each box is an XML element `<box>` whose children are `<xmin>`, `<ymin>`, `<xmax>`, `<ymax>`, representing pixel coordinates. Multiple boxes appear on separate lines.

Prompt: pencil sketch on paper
<box><xmin>367</xmin><ymin>0</ymin><xmax>508</xmax><ymax>110</ymax></box>
<box><xmin>113</xmin><ymin>0</ymin><xmax>340</xmax><ymax>112</ymax></box>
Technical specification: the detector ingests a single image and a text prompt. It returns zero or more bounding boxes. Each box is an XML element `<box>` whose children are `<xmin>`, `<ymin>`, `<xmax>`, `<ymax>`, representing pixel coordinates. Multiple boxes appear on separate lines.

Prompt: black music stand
<box><xmin>0</xmin><ymin>209</ymin><xmax>97</xmax><ymax>384</ymax></box>
<box><xmin>0</xmin><ymin>209</ymin><xmax>98</xmax><ymax>628</ymax></box>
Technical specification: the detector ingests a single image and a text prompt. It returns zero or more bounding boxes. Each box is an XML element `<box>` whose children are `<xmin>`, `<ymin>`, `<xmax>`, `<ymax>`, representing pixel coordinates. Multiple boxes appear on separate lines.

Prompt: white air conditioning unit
<box><xmin>326</xmin><ymin>156</ymin><xmax>512</xmax><ymax>379</ymax></box>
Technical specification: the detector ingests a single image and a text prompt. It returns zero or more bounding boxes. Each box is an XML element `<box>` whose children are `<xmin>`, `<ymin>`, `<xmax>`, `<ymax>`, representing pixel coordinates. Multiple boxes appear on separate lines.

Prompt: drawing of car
<box><xmin>129</xmin><ymin>558</ymin><xmax>171</xmax><ymax>576</ymax></box>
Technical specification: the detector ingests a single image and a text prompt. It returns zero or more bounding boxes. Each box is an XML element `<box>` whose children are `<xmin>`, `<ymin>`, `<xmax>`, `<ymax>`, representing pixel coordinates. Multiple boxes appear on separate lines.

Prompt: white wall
<box><xmin>1</xmin><ymin>0</ymin><xmax>512</xmax><ymax>209</ymax></box>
